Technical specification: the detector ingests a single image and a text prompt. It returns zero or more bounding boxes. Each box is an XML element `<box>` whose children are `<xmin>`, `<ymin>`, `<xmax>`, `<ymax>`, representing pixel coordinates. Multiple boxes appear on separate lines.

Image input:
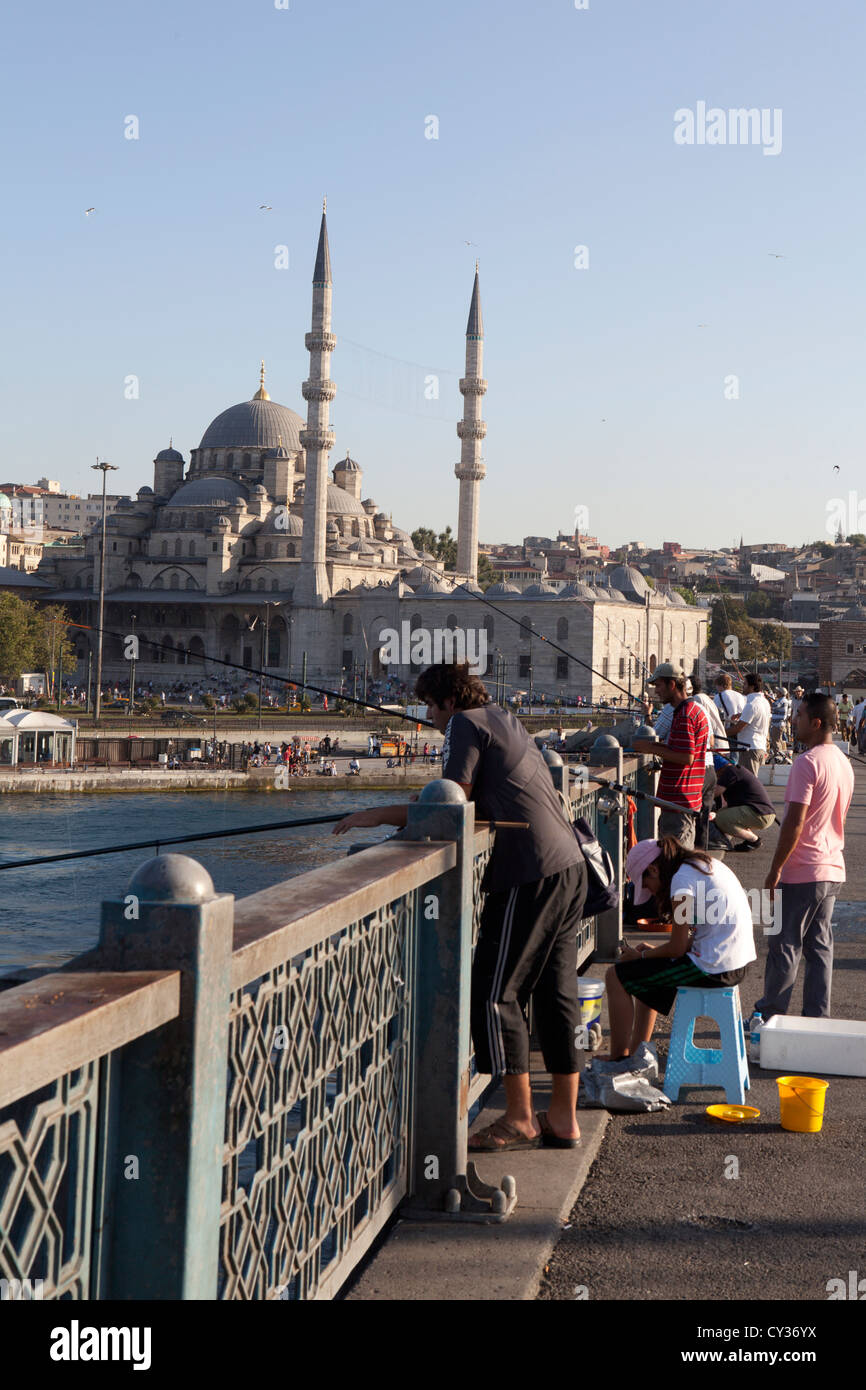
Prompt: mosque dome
<box><xmin>450</xmin><ymin>581</ymin><xmax>484</xmax><ymax>598</ymax></box>
<box><xmin>137</xmin><ymin>485</ymin><xmax>154</xmax><ymax>496</ymax></box>
<box><xmin>348</xmin><ymin>540</ymin><xmax>376</xmax><ymax>554</ymax></box>
<box><xmin>154</xmin><ymin>445</ymin><xmax>184</xmax><ymax>463</ymax></box>
<box><xmin>485</xmin><ymin>581</ymin><xmax>520</xmax><ymax>597</ymax></box>
<box><xmin>596</xmin><ymin>582</ymin><xmax>627</xmax><ymax>602</ymax></box>
<box><xmin>608</xmin><ymin>564</ymin><xmax>651</xmax><ymax>602</ymax></box>
<box><xmin>259</xmin><ymin>509</ymin><xmax>302</xmax><ymax>536</ymax></box>
<box><xmin>168</xmin><ymin>476</ymin><xmax>249</xmax><ymax>508</ymax></box>
<box><xmin>523</xmin><ymin>581</ymin><xmax>558</xmax><ymax>598</ymax></box>
<box><xmin>326</xmin><ymin>483</ymin><xmax>366</xmax><ymax>515</ymax></box>
<box><xmin>361</xmin><ymin>498</ymin><xmax>378</xmax><ymax>514</ymax></box>
<box><xmin>199</xmin><ymin>397</ymin><xmax>305</xmax><ymax>451</ymax></box>
<box><xmin>557</xmin><ymin>581</ymin><xmax>596</xmax><ymax>599</ymax></box>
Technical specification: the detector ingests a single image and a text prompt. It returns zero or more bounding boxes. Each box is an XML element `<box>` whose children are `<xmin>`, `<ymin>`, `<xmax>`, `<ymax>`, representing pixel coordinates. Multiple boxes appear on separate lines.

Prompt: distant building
<box><xmin>819</xmin><ymin>604</ymin><xmax>866</xmax><ymax>695</ymax></box>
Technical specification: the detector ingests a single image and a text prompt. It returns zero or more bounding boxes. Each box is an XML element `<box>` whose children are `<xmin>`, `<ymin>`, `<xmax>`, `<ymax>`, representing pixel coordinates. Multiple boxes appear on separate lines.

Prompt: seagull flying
<box><xmin>85</xmin><ymin>208</ymin><xmax>96</xmax><ymax>215</ymax></box>
<box><xmin>464</xmin><ymin>240</ymin><xmax>478</xmax><ymax>246</ymax></box>
<box><xmin>767</xmin><ymin>252</ymin><xmax>786</xmax><ymax>258</ymax></box>
<box><xmin>833</xmin><ymin>465</ymin><xmax>841</xmax><ymax>473</ymax></box>
<box><xmin>259</xmin><ymin>204</ymin><xmax>272</xmax><ymax>211</ymax></box>
<box><xmin>697</xmin><ymin>323</ymin><xmax>708</xmax><ymax>328</ymax></box>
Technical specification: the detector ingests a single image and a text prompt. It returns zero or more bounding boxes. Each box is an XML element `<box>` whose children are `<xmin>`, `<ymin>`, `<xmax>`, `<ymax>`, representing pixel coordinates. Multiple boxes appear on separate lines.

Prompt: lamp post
<box><xmin>91</xmin><ymin>459</ymin><xmax>119</xmax><ymax>723</ymax></box>
<box><xmin>128</xmin><ymin>612</ymin><xmax>137</xmax><ymax>719</ymax></box>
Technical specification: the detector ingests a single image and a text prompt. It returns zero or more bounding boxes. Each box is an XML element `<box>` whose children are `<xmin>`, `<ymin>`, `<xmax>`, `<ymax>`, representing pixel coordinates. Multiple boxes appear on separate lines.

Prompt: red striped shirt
<box><xmin>657</xmin><ymin>699</ymin><xmax>708</xmax><ymax>810</ymax></box>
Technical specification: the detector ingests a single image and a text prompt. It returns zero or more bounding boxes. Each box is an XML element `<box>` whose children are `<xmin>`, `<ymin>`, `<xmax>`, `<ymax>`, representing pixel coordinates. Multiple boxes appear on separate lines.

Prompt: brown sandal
<box><xmin>468</xmin><ymin>1117</ymin><xmax>542</xmax><ymax>1151</ymax></box>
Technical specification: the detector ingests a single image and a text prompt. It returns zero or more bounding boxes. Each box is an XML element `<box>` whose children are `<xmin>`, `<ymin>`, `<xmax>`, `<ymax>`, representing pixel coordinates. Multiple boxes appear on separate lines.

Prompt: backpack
<box><xmin>572</xmin><ymin>815</ymin><xmax>620</xmax><ymax>916</ymax></box>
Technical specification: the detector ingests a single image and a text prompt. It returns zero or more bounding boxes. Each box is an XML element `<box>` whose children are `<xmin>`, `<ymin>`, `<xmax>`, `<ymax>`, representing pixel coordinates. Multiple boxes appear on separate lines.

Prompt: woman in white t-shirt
<box><xmin>603</xmin><ymin>837</ymin><xmax>757</xmax><ymax>1061</ymax></box>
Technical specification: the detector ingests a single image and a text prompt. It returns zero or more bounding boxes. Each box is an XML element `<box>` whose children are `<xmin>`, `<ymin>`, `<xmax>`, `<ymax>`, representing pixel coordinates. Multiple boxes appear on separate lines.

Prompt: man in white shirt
<box><xmin>729</xmin><ymin>672</ymin><xmax>771</xmax><ymax>777</ymax></box>
<box><xmin>713</xmin><ymin>673</ymin><xmax>745</xmax><ymax>761</ymax></box>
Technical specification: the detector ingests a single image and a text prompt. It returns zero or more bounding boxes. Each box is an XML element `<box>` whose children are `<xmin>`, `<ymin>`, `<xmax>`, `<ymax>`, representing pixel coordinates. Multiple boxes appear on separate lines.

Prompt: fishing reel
<box><xmin>596</xmin><ymin>786</ymin><xmax>626</xmax><ymax>823</ymax></box>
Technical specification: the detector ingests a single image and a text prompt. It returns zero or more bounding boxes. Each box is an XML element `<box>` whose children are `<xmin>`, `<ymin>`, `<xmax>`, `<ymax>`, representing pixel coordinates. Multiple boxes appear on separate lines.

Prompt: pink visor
<box><xmin>626</xmin><ymin>840</ymin><xmax>662</xmax><ymax>906</ymax></box>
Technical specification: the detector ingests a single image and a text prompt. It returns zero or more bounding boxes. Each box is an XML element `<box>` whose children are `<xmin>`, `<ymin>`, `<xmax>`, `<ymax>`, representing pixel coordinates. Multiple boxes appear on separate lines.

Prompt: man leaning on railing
<box><xmin>334</xmin><ymin>662</ymin><xmax>588</xmax><ymax>1152</ymax></box>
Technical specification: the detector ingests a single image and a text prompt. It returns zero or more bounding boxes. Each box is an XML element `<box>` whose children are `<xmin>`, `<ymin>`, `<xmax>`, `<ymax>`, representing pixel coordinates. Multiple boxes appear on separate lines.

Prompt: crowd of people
<box><xmin>332</xmin><ymin>659</ymin><xmax>855</xmax><ymax>1150</ymax></box>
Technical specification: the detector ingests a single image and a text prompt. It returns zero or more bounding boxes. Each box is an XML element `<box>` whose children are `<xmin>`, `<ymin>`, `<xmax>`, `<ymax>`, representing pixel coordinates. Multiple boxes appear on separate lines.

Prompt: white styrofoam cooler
<box><xmin>758</xmin><ymin>762</ymin><xmax>792</xmax><ymax>786</ymax></box>
<box><xmin>760</xmin><ymin>1015</ymin><xmax>866</xmax><ymax>1077</ymax></box>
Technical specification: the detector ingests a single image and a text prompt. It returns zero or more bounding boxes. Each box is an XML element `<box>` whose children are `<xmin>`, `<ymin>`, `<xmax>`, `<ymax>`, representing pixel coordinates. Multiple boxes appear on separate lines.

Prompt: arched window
<box><xmin>227</xmin><ymin>453</ymin><xmax>235</xmax><ymax>469</ymax></box>
<box><xmin>256</xmin><ymin>578</ymin><xmax>265</xmax><ymax>591</ymax></box>
<box><xmin>196</xmin><ymin>513</ymin><xmax>205</xmax><ymax>530</ymax></box>
<box><xmin>352</xmin><ymin>520</ymin><xmax>361</xmax><ymax>538</ymax></box>
<box><xmin>161</xmin><ymin>541</ymin><xmax>168</xmax><ymax>557</ymax></box>
<box><xmin>73</xmin><ymin>575</ymin><xmax>81</xmax><ymax>589</ymax></box>
<box><xmin>186</xmin><ymin>577</ymin><xmax>196</xmax><ymax>590</ymax></box>
<box><xmin>152</xmin><ymin>576</ymin><xmax>164</xmax><ymax>589</ymax></box>
<box><xmin>556</xmin><ymin>617</ymin><xmax>568</xmax><ymax>641</ymax></box>
<box><xmin>681</xmin><ymin>622</ymin><xmax>686</xmax><ymax>644</ymax></box>
<box><xmin>343</xmin><ymin>613</ymin><xmax>354</xmax><ymax>636</ymax></box>
<box><xmin>520</xmin><ymin>615</ymin><xmax>533</xmax><ymax>641</ymax></box>
<box><xmin>286</xmin><ymin>543</ymin><xmax>295</xmax><ymax>558</ymax></box>
<box><xmin>446</xmin><ymin>614</ymin><xmax>458</xmax><ymax>630</ymax></box>
<box><xmin>241</xmin><ymin>579</ymin><xmax>251</xmax><ymax>591</ymax></box>
<box><xmin>483</xmin><ymin>616</ymin><xmax>494</xmax><ymax>641</ymax></box>
<box><xmin>189</xmin><ymin>541</ymin><xmax>196</xmax><ymax>556</ymax></box>
<box><xmin>242</xmin><ymin>453</ymin><xmax>251</xmax><ymax>471</ymax></box>
<box><xmin>264</xmin><ymin>542</ymin><xmax>273</xmax><ymax>558</ymax></box>
<box><xmin>174</xmin><ymin>539</ymin><xmax>182</xmax><ymax>556</ymax></box>
<box><xmin>271</xmin><ymin>579</ymin><xmax>279</xmax><ymax>591</ymax></box>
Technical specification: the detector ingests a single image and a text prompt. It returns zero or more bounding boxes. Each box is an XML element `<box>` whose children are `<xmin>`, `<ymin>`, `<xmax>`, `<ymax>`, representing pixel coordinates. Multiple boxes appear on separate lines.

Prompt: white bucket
<box><xmin>578</xmin><ymin>978</ymin><xmax>605</xmax><ymax>1028</ymax></box>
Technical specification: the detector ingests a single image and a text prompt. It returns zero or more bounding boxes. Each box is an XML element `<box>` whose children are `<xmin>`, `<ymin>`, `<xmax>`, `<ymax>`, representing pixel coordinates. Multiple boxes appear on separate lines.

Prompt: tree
<box><xmin>674</xmin><ymin>587</ymin><xmax>696</xmax><ymax>605</ymax></box>
<box><xmin>0</xmin><ymin>595</ymin><xmax>75</xmax><ymax>683</ymax></box>
<box><xmin>846</xmin><ymin>533</ymin><xmax>866</xmax><ymax>547</ymax></box>
<box><xmin>477</xmin><ymin>552</ymin><xmax>497</xmax><ymax>589</ymax></box>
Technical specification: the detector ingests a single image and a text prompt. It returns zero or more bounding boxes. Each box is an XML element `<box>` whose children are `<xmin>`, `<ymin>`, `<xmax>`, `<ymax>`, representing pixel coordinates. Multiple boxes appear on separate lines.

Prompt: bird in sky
<box><xmin>697</xmin><ymin>323</ymin><xmax>708</xmax><ymax>328</ymax></box>
<box><xmin>833</xmin><ymin>465</ymin><xmax>841</xmax><ymax>472</ymax></box>
<box><xmin>464</xmin><ymin>240</ymin><xmax>477</xmax><ymax>246</ymax></box>
<box><xmin>259</xmin><ymin>204</ymin><xmax>272</xmax><ymax>211</ymax></box>
<box><xmin>768</xmin><ymin>252</ymin><xmax>786</xmax><ymax>258</ymax></box>
<box><xmin>85</xmin><ymin>208</ymin><xmax>96</xmax><ymax>215</ymax></box>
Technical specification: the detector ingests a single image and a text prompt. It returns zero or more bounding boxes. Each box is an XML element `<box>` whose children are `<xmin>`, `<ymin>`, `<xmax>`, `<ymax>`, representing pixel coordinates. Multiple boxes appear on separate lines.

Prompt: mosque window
<box><xmin>241</xmin><ymin>579</ymin><xmax>251</xmax><ymax>591</ymax></box>
<box><xmin>227</xmin><ymin>453</ymin><xmax>235</xmax><ymax>469</ymax></box>
<box><xmin>556</xmin><ymin>618</ymin><xmax>568</xmax><ymax>641</ymax></box>
<box><xmin>243</xmin><ymin>454</ymin><xmax>251</xmax><ymax>470</ymax></box>
<box><xmin>186</xmin><ymin>578</ymin><xmax>196</xmax><ymax>590</ymax></box>
<box><xmin>212</xmin><ymin>542</ymin><xmax>217</xmax><ymax>552</ymax></box>
<box><xmin>483</xmin><ymin>616</ymin><xmax>494</xmax><ymax>641</ymax></box>
<box><xmin>286</xmin><ymin>543</ymin><xmax>295</xmax><ymax>558</ymax></box>
<box><xmin>112</xmin><ymin>541</ymin><xmax>117</xmax><ymax>552</ymax></box>
<box><xmin>257</xmin><ymin>578</ymin><xmax>265</xmax><ymax>591</ymax></box>
<box><xmin>153</xmin><ymin>576</ymin><xmax>164</xmax><ymax>589</ymax></box>
<box><xmin>271</xmin><ymin>580</ymin><xmax>279</xmax><ymax>591</ymax></box>
<box><xmin>196</xmin><ymin>514</ymin><xmax>204</xmax><ymax>529</ymax></box>
<box><xmin>161</xmin><ymin>542</ymin><xmax>168</xmax><ymax>557</ymax></box>
<box><xmin>520</xmin><ymin>616</ymin><xmax>532</xmax><ymax>641</ymax></box>
<box><xmin>175</xmin><ymin>539</ymin><xmax>182</xmax><ymax>556</ymax></box>
<box><xmin>189</xmin><ymin>541</ymin><xmax>196</xmax><ymax>556</ymax></box>
<box><xmin>556</xmin><ymin>656</ymin><xmax>568</xmax><ymax>680</ymax></box>
<box><xmin>342</xmin><ymin>614</ymin><xmax>354</xmax><ymax>636</ymax></box>
<box><xmin>446</xmin><ymin>614</ymin><xmax>458</xmax><ymax>630</ymax></box>
<box><xmin>264</xmin><ymin>542</ymin><xmax>273</xmax><ymax>559</ymax></box>
<box><xmin>619</xmin><ymin>657</ymin><xmax>625</xmax><ymax>679</ymax></box>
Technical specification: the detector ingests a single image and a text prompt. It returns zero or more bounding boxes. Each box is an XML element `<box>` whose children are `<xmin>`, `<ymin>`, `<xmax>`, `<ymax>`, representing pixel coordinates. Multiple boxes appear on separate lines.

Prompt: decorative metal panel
<box><xmin>220</xmin><ymin>894</ymin><xmax>416</xmax><ymax>1300</ymax></box>
<box><xmin>0</xmin><ymin>1063</ymin><xmax>100</xmax><ymax>1300</ymax></box>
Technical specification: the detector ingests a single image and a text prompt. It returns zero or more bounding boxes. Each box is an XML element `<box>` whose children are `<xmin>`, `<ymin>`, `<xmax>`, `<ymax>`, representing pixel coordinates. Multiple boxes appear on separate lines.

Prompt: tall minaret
<box><xmin>298</xmin><ymin>200</ymin><xmax>336</xmax><ymax>604</ymax></box>
<box><xmin>455</xmin><ymin>263</ymin><xmax>487</xmax><ymax>581</ymax></box>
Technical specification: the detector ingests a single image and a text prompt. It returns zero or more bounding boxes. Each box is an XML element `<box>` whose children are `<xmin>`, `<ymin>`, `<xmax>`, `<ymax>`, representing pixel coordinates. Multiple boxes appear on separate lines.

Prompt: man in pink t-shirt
<box><xmin>755</xmin><ymin>693</ymin><xmax>854</xmax><ymax>1019</ymax></box>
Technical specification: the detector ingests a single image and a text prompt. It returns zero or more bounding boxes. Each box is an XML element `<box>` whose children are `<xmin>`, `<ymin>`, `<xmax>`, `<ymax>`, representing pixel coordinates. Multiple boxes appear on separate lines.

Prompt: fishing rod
<box><xmin>0</xmin><ymin>809</ymin><xmax>530</xmax><ymax>873</ymax></box>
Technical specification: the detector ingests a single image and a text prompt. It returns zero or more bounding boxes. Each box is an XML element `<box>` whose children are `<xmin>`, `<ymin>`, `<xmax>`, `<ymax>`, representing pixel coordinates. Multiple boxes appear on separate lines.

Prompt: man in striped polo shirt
<box><xmin>632</xmin><ymin>663</ymin><xmax>709</xmax><ymax>849</ymax></box>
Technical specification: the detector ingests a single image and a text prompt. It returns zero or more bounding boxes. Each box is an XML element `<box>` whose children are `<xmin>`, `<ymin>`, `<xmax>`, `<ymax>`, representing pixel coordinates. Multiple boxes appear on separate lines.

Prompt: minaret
<box><xmin>455</xmin><ymin>263</ymin><xmax>487</xmax><ymax>580</ymax></box>
<box><xmin>297</xmin><ymin>200</ymin><xmax>336</xmax><ymax>604</ymax></box>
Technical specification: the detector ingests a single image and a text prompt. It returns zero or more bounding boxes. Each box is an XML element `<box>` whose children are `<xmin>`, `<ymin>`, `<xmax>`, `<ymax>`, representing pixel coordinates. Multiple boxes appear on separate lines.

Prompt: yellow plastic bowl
<box><xmin>706</xmin><ymin>1104</ymin><xmax>761</xmax><ymax>1123</ymax></box>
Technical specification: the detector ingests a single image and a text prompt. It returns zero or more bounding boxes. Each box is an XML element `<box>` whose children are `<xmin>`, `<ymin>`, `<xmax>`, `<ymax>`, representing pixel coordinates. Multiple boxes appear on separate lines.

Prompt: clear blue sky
<box><xmin>1</xmin><ymin>0</ymin><xmax>863</xmax><ymax>551</ymax></box>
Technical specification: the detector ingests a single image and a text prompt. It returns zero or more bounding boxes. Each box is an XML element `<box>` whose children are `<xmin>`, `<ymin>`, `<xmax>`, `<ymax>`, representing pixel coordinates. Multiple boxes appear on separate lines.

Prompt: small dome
<box><xmin>608</xmin><ymin>564</ymin><xmax>651</xmax><ymax>602</ymax></box>
<box><xmin>596</xmin><ymin>583</ymin><xmax>627</xmax><ymax>602</ymax></box>
<box><xmin>137</xmin><ymin>485</ymin><xmax>154</xmax><ymax>496</ymax></box>
<box><xmin>335</xmin><ymin>453</ymin><xmax>360</xmax><ymax>471</ymax></box>
<box><xmin>348</xmin><ymin>540</ymin><xmax>375</xmax><ymax>554</ymax></box>
<box><xmin>267</xmin><ymin>442</ymin><xmax>291</xmax><ymax>460</ymax></box>
<box><xmin>326</xmin><ymin>483</ymin><xmax>366</xmax><ymax>515</ymax></box>
<box><xmin>557</xmin><ymin>581</ymin><xmax>596</xmax><ymax>599</ymax></box>
<box><xmin>251</xmin><ymin>483</ymin><xmax>267</xmax><ymax>496</ymax></box>
<box><xmin>523</xmin><ymin>581</ymin><xmax>558</xmax><ymax>598</ymax></box>
<box><xmin>213</xmin><ymin>515</ymin><xmax>232</xmax><ymax>529</ymax></box>
<box><xmin>259</xmin><ymin>508</ymin><xmax>302</xmax><ymax>536</ymax></box>
<box><xmin>326</xmin><ymin>520</ymin><xmax>340</xmax><ymax>535</ymax></box>
<box><xmin>169</xmin><ymin>476</ymin><xmax>249</xmax><ymax>508</ymax></box>
<box><xmin>485</xmin><ymin>581</ymin><xmax>521</xmax><ymax>596</ymax></box>
<box><xmin>361</xmin><ymin>498</ymin><xmax>378</xmax><ymax>513</ymax></box>
<box><xmin>155</xmin><ymin>445</ymin><xmax>184</xmax><ymax>463</ymax></box>
<box><xmin>450</xmin><ymin>581</ymin><xmax>484</xmax><ymax>598</ymax></box>
<box><xmin>374</xmin><ymin>511</ymin><xmax>390</xmax><ymax>522</ymax></box>
<box><xmin>413</xmin><ymin>577</ymin><xmax>451</xmax><ymax>595</ymax></box>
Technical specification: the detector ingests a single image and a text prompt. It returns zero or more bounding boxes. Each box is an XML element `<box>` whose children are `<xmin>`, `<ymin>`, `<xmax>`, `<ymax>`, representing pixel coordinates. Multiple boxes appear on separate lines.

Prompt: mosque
<box><xmin>36</xmin><ymin>205</ymin><xmax>708</xmax><ymax>702</ymax></box>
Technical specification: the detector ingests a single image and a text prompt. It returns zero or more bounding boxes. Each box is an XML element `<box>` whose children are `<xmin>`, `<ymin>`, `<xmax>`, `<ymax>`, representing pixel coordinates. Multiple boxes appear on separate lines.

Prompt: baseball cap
<box><xmin>625</xmin><ymin>839</ymin><xmax>662</xmax><ymax>906</ymax></box>
<box><xmin>650</xmin><ymin>662</ymin><xmax>685</xmax><ymax>683</ymax></box>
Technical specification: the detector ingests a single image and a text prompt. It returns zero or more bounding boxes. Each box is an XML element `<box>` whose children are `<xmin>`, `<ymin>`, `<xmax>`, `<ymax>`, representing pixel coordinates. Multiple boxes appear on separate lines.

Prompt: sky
<box><xmin>1</xmin><ymin>0</ymin><xmax>864</xmax><ymax>552</ymax></box>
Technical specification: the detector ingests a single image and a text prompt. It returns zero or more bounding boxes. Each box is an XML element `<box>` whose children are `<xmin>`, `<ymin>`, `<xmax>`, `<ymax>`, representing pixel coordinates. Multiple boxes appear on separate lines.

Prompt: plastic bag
<box><xmin>579</xmin><ymin>1042</ymin><xmax>672</xmax><ymax>1112</ymax></box>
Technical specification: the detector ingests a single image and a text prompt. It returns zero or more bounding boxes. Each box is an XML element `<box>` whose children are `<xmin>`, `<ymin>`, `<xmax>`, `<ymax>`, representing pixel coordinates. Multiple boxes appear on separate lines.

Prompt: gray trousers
<box><xmin>738</xmin><ymin>748</ymin><xmax>765</xmax><ymax>778</ymax></box>
<box><xmin>754</xmin><ymin>880</ymin><xmax>836</xmax><ymax>1019</ymax></box>
<box><xmin>658</xmin><ymin>808</ymin><xmax>696</xmax><ymax>849</ymax></box>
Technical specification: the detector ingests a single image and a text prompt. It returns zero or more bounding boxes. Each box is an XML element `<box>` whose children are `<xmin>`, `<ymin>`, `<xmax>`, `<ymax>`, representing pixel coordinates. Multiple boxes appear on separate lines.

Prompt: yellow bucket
<box><xmin>776</xmin><ymin>1075</ymin><xmax>829</xmax><ymax>1133</ymax></box>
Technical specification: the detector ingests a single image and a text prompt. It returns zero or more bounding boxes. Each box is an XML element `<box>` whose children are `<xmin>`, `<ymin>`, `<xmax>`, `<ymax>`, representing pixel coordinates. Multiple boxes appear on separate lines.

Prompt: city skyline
<box><xmin>2</xmin><ymin>1</ymin><xmax>864</xmax><ymax>550</ymax></box>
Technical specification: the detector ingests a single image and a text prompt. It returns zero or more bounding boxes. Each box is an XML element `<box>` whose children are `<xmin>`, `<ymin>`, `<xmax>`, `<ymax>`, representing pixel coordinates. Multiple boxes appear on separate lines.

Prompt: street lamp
<box><xmin>91</xmin><ymin>459</ymin><xmax>119</xmax><ymax>723</ymax></box>
<box><xmin>127</xmin><ymin>612</ymin><xmax>137</xmax><ymax>719</ymax></box>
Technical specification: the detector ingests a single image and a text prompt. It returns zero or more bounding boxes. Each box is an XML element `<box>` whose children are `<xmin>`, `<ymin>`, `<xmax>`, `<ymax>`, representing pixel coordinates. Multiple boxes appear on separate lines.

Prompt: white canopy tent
<box><xmin>1</xmin><ymin>710</ymin><xmax>77</xmax><ymax>766</ymax></box>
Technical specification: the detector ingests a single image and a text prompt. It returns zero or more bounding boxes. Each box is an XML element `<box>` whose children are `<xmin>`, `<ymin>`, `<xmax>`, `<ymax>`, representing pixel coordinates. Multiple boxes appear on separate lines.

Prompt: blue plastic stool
<box><xmin>664</xmin><ymin>986</ymin><xmax>750</xmax><ymax>1103</ymax></box>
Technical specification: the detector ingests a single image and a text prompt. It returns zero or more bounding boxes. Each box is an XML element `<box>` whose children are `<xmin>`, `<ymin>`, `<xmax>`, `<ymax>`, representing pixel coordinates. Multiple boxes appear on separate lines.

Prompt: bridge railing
<box><xmin>0</xmin><ymin>756</ymin><xmax>653</xmax><ymax>1301</ymax></box>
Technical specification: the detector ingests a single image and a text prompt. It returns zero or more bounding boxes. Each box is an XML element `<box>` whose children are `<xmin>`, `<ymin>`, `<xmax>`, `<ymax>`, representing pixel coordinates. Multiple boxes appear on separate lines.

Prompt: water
<box><xmin>0</xmin><ymin>791</ymin><xmax>399</xmax><ymax>975</ymax></box>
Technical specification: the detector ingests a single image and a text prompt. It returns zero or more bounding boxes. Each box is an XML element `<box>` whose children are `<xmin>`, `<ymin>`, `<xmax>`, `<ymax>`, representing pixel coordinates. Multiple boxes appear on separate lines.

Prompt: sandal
<box><xmin>468</xmin><ymin>1117</ymin><xmax>541</xmax><ymax>1151</ymax></box>
<box><xmin>537</xmin><ymin>1110</ymin><xmax>582</xmax><ymax>1149</ymax></box>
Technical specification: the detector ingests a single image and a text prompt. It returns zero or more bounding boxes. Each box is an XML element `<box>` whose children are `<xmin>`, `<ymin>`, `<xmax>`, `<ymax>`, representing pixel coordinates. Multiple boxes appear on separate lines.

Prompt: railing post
<box><xmin>400</xmin><ymin>779</ymin><xmax>516</xmax><ymax>1223</ymax></box>
<box><xmin>95</xmin><ymin>853</ymin><xmax>233</xmax><ymax>1299</ymax></box>
<box><xmin>636</xmin><ymin>756</ymin><xmax>659</xmax><ymax>840</ymax></box>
